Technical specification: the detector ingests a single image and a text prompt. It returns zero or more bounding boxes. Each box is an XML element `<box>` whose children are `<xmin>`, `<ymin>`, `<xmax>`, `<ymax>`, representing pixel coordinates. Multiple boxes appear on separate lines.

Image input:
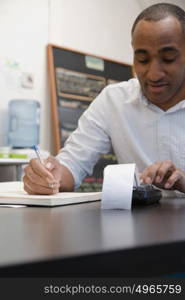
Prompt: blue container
<box><xmin>8</xmin><ymin>99</ymin><xmax>40</xmax><ymax>148</ymax></box>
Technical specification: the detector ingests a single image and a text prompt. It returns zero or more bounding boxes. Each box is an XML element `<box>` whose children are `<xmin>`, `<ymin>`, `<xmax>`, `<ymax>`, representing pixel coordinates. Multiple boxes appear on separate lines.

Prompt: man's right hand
<box><xmin>23</xmin><ymin>156</ymin><xmax>74</xmax><ymax>195</ymax></box>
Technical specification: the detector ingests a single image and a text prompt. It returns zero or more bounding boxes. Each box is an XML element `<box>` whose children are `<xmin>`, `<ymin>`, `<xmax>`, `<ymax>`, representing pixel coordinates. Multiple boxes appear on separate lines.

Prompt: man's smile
<box><xmin>146</xmin><ymin>82</ymin><xmax>168</xmax><ymax>93</ymax></box>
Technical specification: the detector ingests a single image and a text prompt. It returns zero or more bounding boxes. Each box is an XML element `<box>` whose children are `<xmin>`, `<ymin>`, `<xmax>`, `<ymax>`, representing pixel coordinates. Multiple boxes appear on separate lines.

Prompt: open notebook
<box><xmin>0</xmin><ymin>182</ymin><xmax>102</xmax><ymax>207</ymax></box>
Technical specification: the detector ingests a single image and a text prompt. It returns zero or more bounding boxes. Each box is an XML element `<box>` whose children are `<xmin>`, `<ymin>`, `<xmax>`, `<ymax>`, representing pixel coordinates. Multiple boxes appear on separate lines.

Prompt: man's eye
<box><xmin>163</xmin><ymin>58</ymin><xmax>175</xmax><ymax>63</ymax></box>
<box><xmin>137</xmin><ymin>59</ymin><xmax>148</xmax><ymax>64</ymax></box>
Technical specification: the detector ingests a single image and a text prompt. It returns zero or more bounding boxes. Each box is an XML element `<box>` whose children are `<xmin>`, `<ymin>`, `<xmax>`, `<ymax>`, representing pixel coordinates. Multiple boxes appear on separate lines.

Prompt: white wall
<box><xmin>50</xmin><ymin>0</ymin><xmax>141</xmax><ymax>63</ymax></box>
<box><xmin>0</xmin><ymin>0</ymin><xmax>141</xmax><ymax>154</ymax></box>
<box><xmin>0</xmin><ymin>0</ymin><xmax>50</xmax><ymax>150</ymax></box>
<box><xmin>138</xmin><ymin>0</ymin><xmax>185</xmax><ymax>10</ymax></box>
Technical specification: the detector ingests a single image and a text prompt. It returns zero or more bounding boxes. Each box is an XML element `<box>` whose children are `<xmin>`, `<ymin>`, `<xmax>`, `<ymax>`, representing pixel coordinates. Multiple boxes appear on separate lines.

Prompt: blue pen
<box><xmin>33</xmin><ymin>145</ymin><xmax>55</xmax><ymax>189</ymax></box>
<box><xmin>32</xmin><ymin>145</ymin><xmax>56</xmax><ymax>189</ymax></box>
<box><xmin>32</xmin><ymin>145</ymin><xmax>44</xmax><ymax>164</ymax></box>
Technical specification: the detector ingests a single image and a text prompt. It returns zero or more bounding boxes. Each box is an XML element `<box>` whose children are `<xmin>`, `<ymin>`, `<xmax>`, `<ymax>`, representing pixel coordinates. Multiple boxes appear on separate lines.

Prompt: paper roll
<box><xmin>101</xmin><ymin>163</ymin><xmax>136</xmax><ymax>210</ymax></box>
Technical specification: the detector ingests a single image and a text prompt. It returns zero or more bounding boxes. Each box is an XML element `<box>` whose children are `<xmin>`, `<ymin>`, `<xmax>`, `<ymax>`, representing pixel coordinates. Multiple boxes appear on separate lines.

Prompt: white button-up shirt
<box><xmin>56</xmin><ymin>78</ymin><xmax>185</xmax><ymax>194</ymax></box>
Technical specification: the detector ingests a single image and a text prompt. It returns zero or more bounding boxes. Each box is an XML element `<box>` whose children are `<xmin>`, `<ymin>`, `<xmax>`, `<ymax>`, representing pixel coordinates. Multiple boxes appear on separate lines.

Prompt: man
<box><xmin>24</xmin><ymin>3</ymin><xmax>185</xmax><ymax>195</ymax></box>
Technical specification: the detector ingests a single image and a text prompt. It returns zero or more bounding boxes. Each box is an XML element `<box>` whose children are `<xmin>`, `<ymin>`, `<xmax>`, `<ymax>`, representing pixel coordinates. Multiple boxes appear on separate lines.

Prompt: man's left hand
<box><xmin>140</xmin><ymin>160</ymin><xmax>185</xmax><ymax>193</ymax></box>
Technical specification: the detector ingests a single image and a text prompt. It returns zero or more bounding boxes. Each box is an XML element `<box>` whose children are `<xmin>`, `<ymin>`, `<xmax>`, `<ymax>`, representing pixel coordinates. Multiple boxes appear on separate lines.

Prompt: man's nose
<box><xmin>147</xmin><ymin>60</ymin><xmax>165</xmax><ymax>81</ymax></box>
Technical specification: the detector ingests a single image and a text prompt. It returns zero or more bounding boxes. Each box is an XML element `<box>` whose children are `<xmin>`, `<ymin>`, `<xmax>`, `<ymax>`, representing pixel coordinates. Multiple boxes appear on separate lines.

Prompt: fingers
<box><xmin>140</xmin><ymin>160</ymin><xmax>175</xmax><ymax>186</ymax></box>
<box><xmin>140</xmin><ymin>161</ymin><xmax>163</xmax><ymax>184</ymax></box>
<box><xmin>163</xmin><ymin>169</ymin><xmax>182</xmax><ymax>189</ymax></box>
<box><xmin>140</xmin><ymin>160</ymin><xmax>185</xmax><ymax>192</ymax></box>
<box><xmin>24</xmin><ymin>164</ymin><xmax>48</xmax><ymax>187</ymax></box>
<box><xmin>24</xmin><ymin>175</ymin><xmax>60</xmax><ymax>195</ymax></box>
<box><xmin>23</xmin><ymin>157</ymin><xmax>60</xmax><ymax>195</ymax></box>
<box><xmin>45</xmin><ymin>156</ymin><xmax>58</xmax><ymax>171</ymax></box>
<box><xmin>29</xmin><ymin>158</ymin><xmax>55</xmax><ymax>181</ymax></box>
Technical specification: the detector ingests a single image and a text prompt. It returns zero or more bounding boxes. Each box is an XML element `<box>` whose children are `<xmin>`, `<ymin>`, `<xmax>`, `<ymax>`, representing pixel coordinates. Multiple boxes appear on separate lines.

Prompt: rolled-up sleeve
<box><xmin>56</xmin><ymin>87</ymin><xmax>111</xmax><ymax>188</ymax></box>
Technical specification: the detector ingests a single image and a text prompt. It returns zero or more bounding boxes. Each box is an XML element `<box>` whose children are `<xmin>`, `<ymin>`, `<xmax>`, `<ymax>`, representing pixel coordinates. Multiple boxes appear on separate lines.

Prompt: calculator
<box><xmin>132</xmin><ymin>184</ymin><xmax>162</xmax><ymax>206</ymax></box>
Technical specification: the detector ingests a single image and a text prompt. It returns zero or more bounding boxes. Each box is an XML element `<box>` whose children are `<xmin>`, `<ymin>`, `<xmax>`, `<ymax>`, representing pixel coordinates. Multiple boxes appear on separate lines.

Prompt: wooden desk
<box><xmin>0</xmin><ymin>197</ymin><xmax>185</xmax><ymax>277</ymax></box>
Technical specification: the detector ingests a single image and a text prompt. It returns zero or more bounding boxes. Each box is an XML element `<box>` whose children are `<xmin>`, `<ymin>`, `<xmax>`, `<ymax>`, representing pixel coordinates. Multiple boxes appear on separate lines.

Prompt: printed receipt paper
<box><xmin>101</xmin><ymin>164</ymin><xmax>138</xmax><ymax>210</ymax></box>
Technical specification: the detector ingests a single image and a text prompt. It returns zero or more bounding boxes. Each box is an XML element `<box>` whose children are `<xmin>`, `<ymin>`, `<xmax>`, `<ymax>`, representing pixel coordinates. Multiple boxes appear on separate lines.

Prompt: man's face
<box><xmin>132</xmin><ymin>16</ymin><xmax>185</xmax><ymax>110</ymax></box>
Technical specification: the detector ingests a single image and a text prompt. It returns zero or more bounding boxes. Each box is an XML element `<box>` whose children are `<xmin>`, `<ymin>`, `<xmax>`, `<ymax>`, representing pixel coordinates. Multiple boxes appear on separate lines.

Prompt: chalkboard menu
<box><xmin>47</xmin><ymin>44</ymin><xmax>133</xmax><ymax>191</ymax></box>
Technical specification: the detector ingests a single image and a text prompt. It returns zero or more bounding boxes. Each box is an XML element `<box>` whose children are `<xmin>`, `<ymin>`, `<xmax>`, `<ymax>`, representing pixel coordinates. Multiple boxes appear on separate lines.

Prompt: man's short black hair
<box><xmin>131</xmin><ymin>3</ymin><xmax>185</xmax><ymax>35</ymax></box>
